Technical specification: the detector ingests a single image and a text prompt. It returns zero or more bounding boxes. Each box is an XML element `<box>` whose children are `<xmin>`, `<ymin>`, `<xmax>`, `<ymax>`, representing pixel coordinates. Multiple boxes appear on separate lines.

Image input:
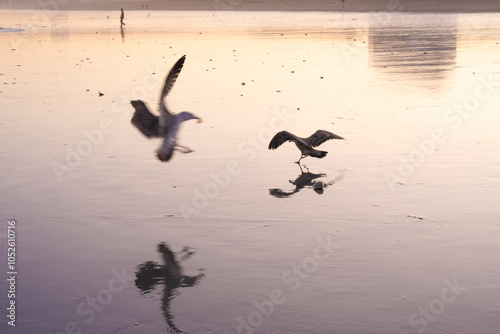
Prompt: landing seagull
<box><xmin>131</xmin><ymin>55</ymin><xmax>202</xmax><ymax>162</ymax></box>
<box><xmin>268</xmin><ymin>130</ymin><xmax>344</xmax><ymax>163</ymax></box>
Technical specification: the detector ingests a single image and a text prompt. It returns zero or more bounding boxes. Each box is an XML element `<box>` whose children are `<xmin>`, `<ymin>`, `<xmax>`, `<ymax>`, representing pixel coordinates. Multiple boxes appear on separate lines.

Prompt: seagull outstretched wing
<box><xmin>268</xmin><ymin>131</ymin><xmax>301</xmax><ymax>150</ymax></box>
<box><xmin>159</xmin><ymin>55</ymin><xmax>186</xmax><ymax>120</ymax></box>
<box><xmin>305</xmin><ymin>130</ymin><xmax>344</xmax><ymax>147</ymax></box>
<box><xmin>131</xmin><ymin>100</ymin><xmax>159</xmax><ymax>138</ymax></box>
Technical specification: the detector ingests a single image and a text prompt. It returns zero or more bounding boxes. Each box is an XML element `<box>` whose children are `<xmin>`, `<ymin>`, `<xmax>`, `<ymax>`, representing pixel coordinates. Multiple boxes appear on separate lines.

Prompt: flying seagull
<box><xmin>268</xmin><ymin>130</ymin><xmax>344</xmax><ymax>163</ymax></box>
<box><xmin>131</xmin><ymin>55</ymin><xmax>202</xmax><ymax>162</ymax></box>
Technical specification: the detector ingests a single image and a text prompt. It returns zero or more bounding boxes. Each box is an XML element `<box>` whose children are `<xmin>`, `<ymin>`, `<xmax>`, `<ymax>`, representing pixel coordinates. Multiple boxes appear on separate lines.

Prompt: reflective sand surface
<box><xmin>1</xmin><ymin>10</ymin><xmax>500</xmax><ymax>334</ymax></box>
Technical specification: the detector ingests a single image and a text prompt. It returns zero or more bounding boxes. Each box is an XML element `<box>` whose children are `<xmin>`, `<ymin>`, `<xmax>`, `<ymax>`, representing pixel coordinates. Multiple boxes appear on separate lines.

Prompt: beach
<box><xmin>2</xmin><ymin>0</ymin><xmax>500</xmax><ymax>12</ymax></box>
<box><xmin>1</xmin><ymin>3</ymin><xmax>500</xmax><ymax>334</ymax></box>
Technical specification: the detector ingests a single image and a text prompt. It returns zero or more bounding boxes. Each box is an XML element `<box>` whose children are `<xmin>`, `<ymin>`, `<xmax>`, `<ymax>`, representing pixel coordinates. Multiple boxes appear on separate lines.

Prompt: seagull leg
<box><xmin>295</xmin><ymin>154</ymin><xmax>305</xmax><ymax>164</ymax></box>
<box><xmin>175</xmin><ymin>145</ymin><xmax>194</xmax><ymax>154</ymax></box>
<box><xmin>297</xmin><ymin>163</ymin><xmax>304</xmax><ymax>173</ymax></box>
<box><xmin>296</xmin><ymin>163</ymin><xmax>309</xmax><ymax>174</ymax></box>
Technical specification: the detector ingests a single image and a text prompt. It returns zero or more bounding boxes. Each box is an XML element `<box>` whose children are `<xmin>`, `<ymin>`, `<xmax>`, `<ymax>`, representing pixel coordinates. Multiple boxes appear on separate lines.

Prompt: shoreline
<box><xmin>1</xmin><ymin>0</ymin><xmax>500</xmax><ymax>13</ymax></box>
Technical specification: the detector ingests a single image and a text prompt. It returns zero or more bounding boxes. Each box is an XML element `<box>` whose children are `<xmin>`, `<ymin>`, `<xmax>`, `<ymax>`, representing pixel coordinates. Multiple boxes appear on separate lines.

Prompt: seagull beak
<box><xmin>197</xmin><ymin>118</ymin><xmax>202</xmax><ymax>123</ymax></box>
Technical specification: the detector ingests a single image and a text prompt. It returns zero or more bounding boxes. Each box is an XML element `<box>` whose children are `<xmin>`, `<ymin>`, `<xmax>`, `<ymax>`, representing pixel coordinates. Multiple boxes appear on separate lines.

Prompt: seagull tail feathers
<box><xmin>310</xmin><ymin>150</ymin><xmax>328</xmax><ymax>159</ymax></box>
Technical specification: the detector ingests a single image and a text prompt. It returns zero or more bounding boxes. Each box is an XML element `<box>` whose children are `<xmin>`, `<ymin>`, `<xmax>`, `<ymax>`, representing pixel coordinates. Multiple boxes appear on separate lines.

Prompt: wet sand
<box><xmin>1</xmin><ymin>8</ymin><xmax>500</xmax><ymax>334</ymax></box>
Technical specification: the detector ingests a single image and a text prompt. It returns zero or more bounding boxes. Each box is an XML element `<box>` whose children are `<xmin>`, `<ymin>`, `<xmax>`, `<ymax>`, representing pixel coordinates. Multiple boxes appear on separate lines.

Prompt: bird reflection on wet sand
<box><xmin>120</xmin><ymin>25</ymin><xmax>124</xmax><ymax>42</ymax></box>
<box><xmin>269</xmin><ymin>165</ymin><xmax>346</xmax><ymax>198</ymax></box>
<box><xmin>135</xmin><ymin>242</ymin><xmax>205</xmax><ymax>333</ymax></box>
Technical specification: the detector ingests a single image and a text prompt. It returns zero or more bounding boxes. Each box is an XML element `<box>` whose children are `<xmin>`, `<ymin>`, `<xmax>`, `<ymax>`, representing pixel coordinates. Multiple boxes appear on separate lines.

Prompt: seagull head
<box><xmin>178</xmin><ymin>111</ymin><xmax>202</xmax><ymax>123</ymax></box>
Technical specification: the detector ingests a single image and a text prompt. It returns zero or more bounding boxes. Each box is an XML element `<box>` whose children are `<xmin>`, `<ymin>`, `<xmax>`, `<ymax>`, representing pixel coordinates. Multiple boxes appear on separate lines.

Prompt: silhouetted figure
<box><xmin>120</xmin><ymin>8</ymin><xmax>125</xmax><ymax>26</ymax></box>
<box><xmin>135</xmin><ymin>242</ymin><xmax>204</xmax><ymax>333</ymax></box>
<box><xmin>342</xmin><ymin>0</ymin><xmax>345</xmax><ymax>8</ymax></box>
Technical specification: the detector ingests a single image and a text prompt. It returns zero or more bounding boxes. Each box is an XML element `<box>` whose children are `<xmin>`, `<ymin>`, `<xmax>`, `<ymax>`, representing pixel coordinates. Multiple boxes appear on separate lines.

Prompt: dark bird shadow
<box><xmin>269</xmin><ymin>165</ymin><xmax>347</xmax><ymax>198</ymax></box>
<box><xmin>269</xmin><ymin>164</ymin><xmax>326</xmax><ymax>198</ymax></box>
<box><xmin>135</xmin><ymin>242</ymin><xmax>205</xmax><ymax>334</ymax></box>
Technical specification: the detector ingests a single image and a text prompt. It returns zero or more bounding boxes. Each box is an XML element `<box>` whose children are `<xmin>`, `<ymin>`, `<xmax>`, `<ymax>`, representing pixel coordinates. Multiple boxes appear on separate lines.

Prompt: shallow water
<box><xmin>1</xmin><ymin>9</ymin><xmax>500</xmax><ymax>334</ymax></box>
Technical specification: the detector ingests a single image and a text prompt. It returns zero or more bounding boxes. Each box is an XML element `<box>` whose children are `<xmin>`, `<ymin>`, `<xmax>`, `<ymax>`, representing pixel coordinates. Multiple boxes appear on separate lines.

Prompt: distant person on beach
<box><xmin>120</xmin><ymin>8</ymin><xmax>125</xmax><ymax>26</ymax></box>
<box><xmin>341</xmin><ymin>0</ymin><xmax>345</xmax><ymax>8</ymax></box>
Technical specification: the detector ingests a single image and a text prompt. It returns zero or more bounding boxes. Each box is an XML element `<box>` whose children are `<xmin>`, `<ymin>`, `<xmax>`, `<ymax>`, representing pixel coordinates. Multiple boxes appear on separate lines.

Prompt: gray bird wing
<box><xmin>130</xmin><ymin>100</ymin><xmax>159</xmax><ymax>138</ymax></box>
<box><xmin>156</xmin><ymin>122</ymin><xmax>180</xmax><ymax>162</ymax></box>
<box><xmin>305</xmin><ymin>130</ymin><xmax>344</xmax><ymax>147</ymax></box>
<box><xmin>268</xmin><ymin>131</ymin><xmax>301</xmax><ymax>150</ymax></box>
<box><xmin>159</xmin><ymin>55</ymin><xmax>186</xmax><ymax>122</ymax></box>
